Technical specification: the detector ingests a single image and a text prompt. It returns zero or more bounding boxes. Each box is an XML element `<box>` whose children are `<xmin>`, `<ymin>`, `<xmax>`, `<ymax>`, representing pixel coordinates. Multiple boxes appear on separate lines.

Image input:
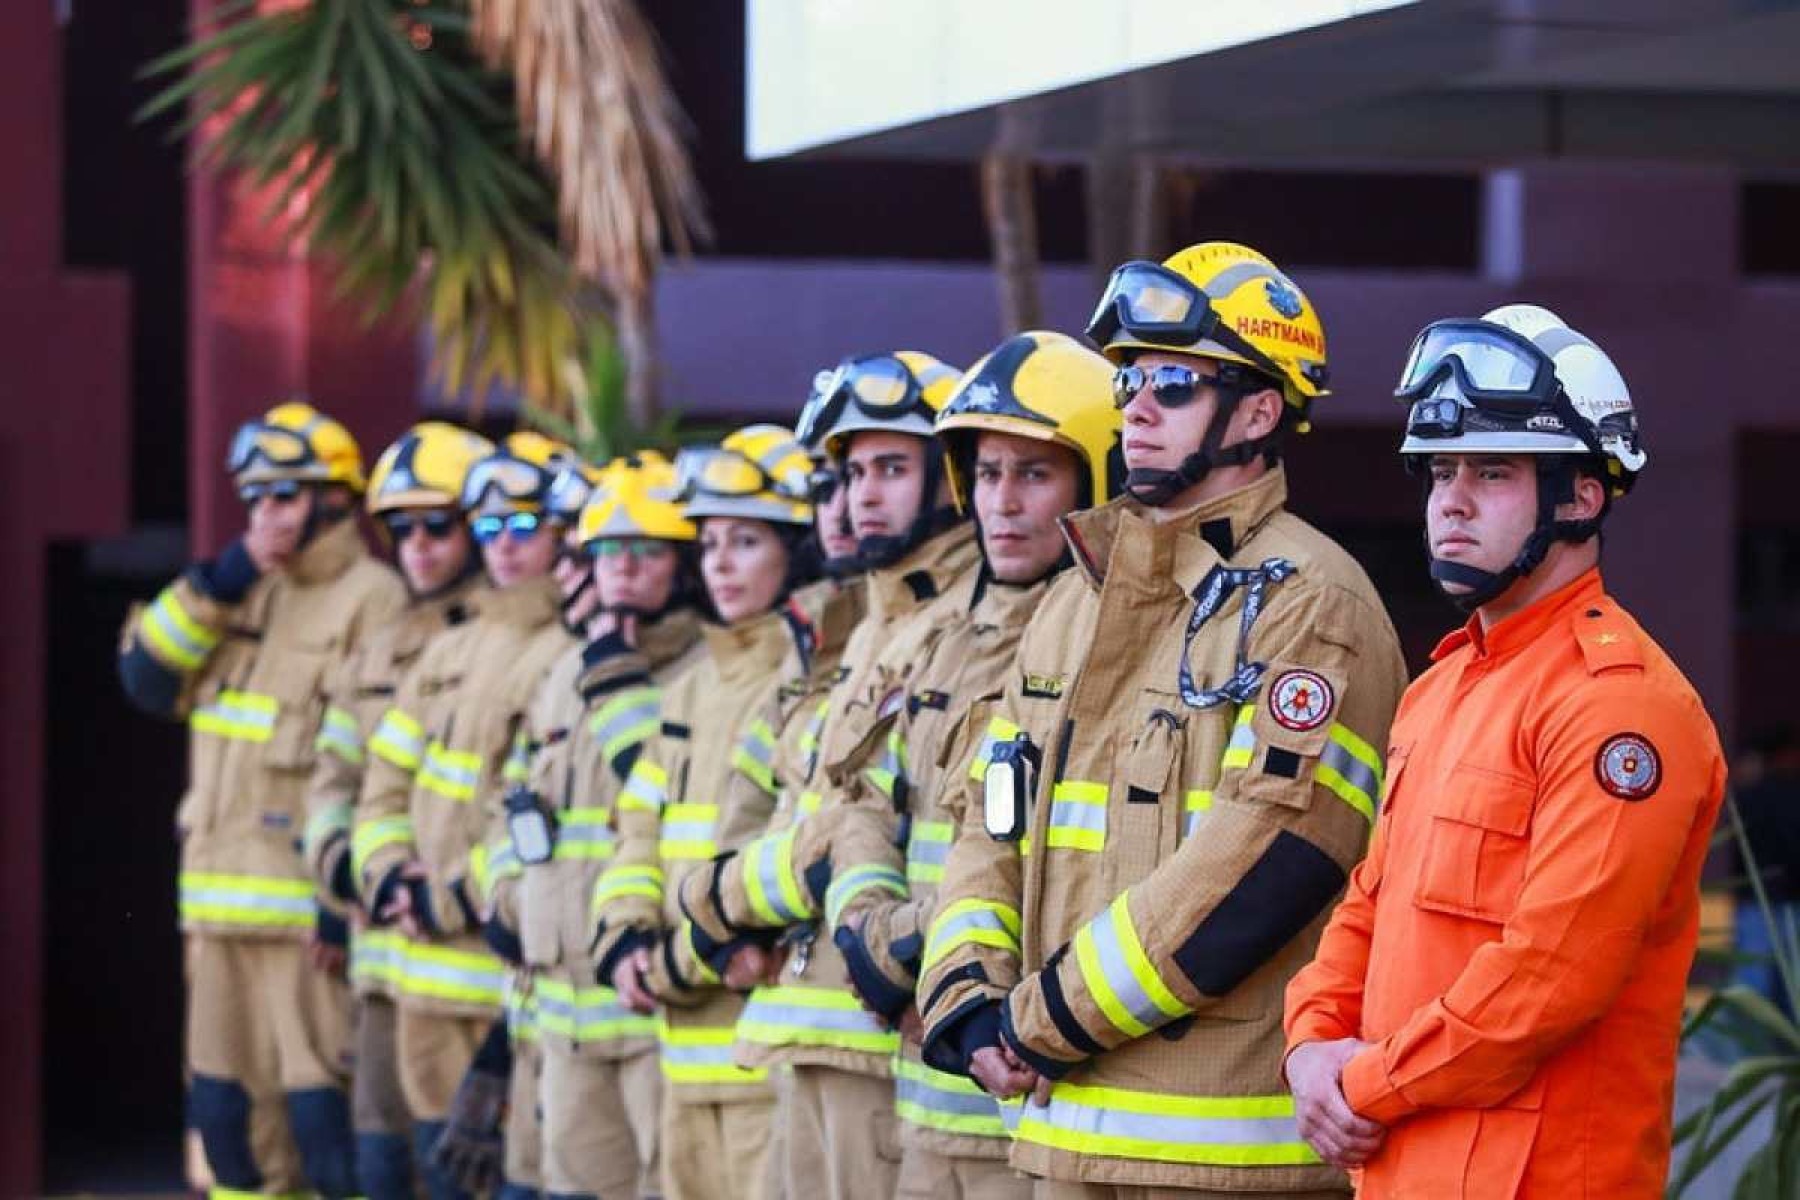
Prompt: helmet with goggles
<box><xmin>229</xmin><ymin>401</ymin><xmax>367</xmax><ymax>493</ymax></box>
<box><xmin>459</xmin><ymin>431</ymin><xmax>574</xmax><ymax>518</ymax></box>
<box><xmin>368</xmin><ymin>422</ymin><xmax>495</xmax><ymax>515</ymax></box>
<box><xmin>802</xmin><ymin>351</ymin><xmax>963</xmax><ymax>458</ymax></box>
<box><xmin>678</xmin><ymin>425</ymin><xmax>814</xmax><ymax>527</ymax></box>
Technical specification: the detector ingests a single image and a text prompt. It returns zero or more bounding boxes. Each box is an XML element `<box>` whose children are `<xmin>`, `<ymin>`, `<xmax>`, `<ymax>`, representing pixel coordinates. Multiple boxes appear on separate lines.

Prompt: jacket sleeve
<box><xmin>117</xmin><ymin>542</ymin><xmax>261</xmax><ymax>718</ymax></box>
<box><xmin>302</xmin><ymin>647</ymin><xmax>371</xmax><ymax>915</ymax></box>
<box><xmin>999</xmin><ymin>584</ymin><xmax>1406</xmax><ymax>1080</ymax></box>
<box><xmin>917</xmin><ymin>699</ymin><xmax>1029</xmax><ymax>1074</ymax></box>
<box><xmin>352</xmin><ymin>659</ymin><xmax>430</xmax><ymax>900</ymax></box>
<box><xmin>1340</xmin><ymin>675</ymin><xmax>1723</xmax><ymax>1124</ymax></box>
<box><xmin>590</xmin><ymin>740</ymin><xmax>674</xmax><ymax>978</ymax></box>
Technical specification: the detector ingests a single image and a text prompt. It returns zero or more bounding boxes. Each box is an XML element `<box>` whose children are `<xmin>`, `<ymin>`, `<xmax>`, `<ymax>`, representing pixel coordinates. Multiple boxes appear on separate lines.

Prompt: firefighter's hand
<box><xmin>612</xmin><ymin>946</ymin><xmax>658</xmax><ymax>1015</ymax></box>
<box><xmin>969</xmin><ymin>1044</ymin><xmax>1038</xmax><ymax>1100</ymax></box>
<box><xmin>722</xmin><ymin>943</ymin><xmax>777</xmax><ymax>990</ymax></box>
<box><xmin>308</xmin><ymin>910</ymin><xmax>349</xmax><ymax>978</ymax></box>
<box><xmin>1288</xmin><ymin>1038</ymin><xmax>1386</xmax><ymax>1168</ymax></box>
<box><xmin>379</xmin><ymin>861</ymin><xmax>431</xmax><ymax>938</ymax></box>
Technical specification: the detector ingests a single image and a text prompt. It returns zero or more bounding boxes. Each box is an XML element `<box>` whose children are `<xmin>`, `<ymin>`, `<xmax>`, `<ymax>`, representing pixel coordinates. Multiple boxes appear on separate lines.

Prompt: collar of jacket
<box><xmin>865</xmin><ymin>522</ymin><xmax>980</xmax><ymax>622</ymax></box>
<box><xmin>287</xmin><ymin>517</ymin><xmax>367</xmax><ymax>586</ymax></box>
<box><xmin>789</xmin><ymin>576</ymin><xmax>868</xmax><ymax>665</ymax></box>
<box><xmin>1431</xmin><ymin>565</ymin><xmax>1606</xmax><ymax>664</ymax></box>
<box><xmin>482</xmin><ymin>573</ymin><xmax>563</xmax><ymax>630</ymax></box>
<box><xmin>641</xmin><ymin>606</ymin><xmax>703</xmax><ymax>672</ymax></box>
<box><xmin>701</xmin><ymin>606</ymin><xmax>794</xmax><ymax>684</ymax></box>
<box><xmin>1060</xmin><ymin>466</ymin><xmax>1290</xmax><ymax>597</ymax></box>
<box><xmin>392</xmin><ymin>575</ymin><xmax>487</xmax><ymax>655</ymax></box>
<box><xmin>975</xmin><ymin>571</ymin><xmax>1053</xmax><ymax>631</ymax></box>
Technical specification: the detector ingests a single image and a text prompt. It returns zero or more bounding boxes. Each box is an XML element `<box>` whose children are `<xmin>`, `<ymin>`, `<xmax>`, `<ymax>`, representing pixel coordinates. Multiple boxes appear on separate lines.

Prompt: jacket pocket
<box><xmin>1413</xmin><ymin>766</ymin><xmax>1535</xmax><ymax>923</ymax></box>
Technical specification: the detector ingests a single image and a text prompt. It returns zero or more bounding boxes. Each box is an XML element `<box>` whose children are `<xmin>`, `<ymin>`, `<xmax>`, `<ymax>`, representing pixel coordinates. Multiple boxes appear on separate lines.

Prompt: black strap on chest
<box><xmin>1177</xmin><ymin>557</ymin><xmax>1295</xmax><ymax>709</ymax></box>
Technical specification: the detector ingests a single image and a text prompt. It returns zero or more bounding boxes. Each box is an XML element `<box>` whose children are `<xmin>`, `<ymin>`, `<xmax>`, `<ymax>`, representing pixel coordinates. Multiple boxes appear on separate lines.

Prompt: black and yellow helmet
<box><xmin>576</xmin><ymin>452</ymin><xmax>698</xmax><ymax>547</ymax></box>
<box><xmin>677</xmin><ymin>425</ymin><xmax>814</xmax><ymax>527</ymax></box>
<box><xmin>800</xmin><ymin>351</ymin><xmax>963</xmax><ymax>459</ymax></box>
<box><xmin>367</xmin><ymin>422</ymin><xmax>496</xmax><ymax>515</ymax></box>
<box><xmin>459</xmin><ymin>431</ymin><xmax>574</xmax><ymax>517</ymax></box>
<box><xmin>937</xmin><ymin>331</ymin><xmax>1122</xmax><ymax>513</ymax></box>
<box><xmin>228</xmin><ymin>400</ymin><xmax>367</xmax><ymax>492</ymax></box>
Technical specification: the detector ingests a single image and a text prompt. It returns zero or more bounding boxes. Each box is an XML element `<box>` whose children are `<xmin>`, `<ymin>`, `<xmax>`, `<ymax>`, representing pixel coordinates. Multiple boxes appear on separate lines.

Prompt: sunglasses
<box><xmin>471</xmin><ymin>511</ymin><xmax>544</xmax><ymax>545</ymax></box>
<box><xmin>383</xmin><ymin>511</ymin><xmax>460</xmax><ymax>542</ymax></box>
<box><xmin>239</xmin><ymin>479</ymin><xmax>304</xmax><ymax>504</ymax></box>
<box><xmin>1111</xmin><ymin>363</ymin><xmax>1264</xmax><ymax>410</ymax></box>
<box><xmin>591</xmin><ymin>538</ymin><xmax>675</xmax><ymax>562</ymax></box>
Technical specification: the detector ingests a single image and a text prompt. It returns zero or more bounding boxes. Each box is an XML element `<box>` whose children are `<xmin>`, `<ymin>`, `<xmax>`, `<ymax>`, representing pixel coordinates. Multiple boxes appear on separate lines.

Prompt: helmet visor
<box><xmin>227</xmin><ymin>422</ymin><xmax>315</xmax><ymax>476</ymax></box>
<box><xmin>1085</xmin><ymin>261</ymin><xmax>1288</xmax><ymax>382</ymax></box>
<box><xmin>461</xmin><ymin>457</ymin><xmax>548</xmax><ymax>509</ymax></box>
<box><xmin>677</xmin><ymin>448</ymin><xmax>790</xmax><ymax>502</ymax></box>
<box><xmin>1395</xmin><ymin>321</ymin><xmax>1557</xmax><ymax>414</ymax></box>
<box><xmin>545</xmin><ymin>466</ymin><xmax>595</xmax><ymax>522</ymax></box>
<box><xmin>803</xmin><ymin>356</ymin><xmax>931</xmax><ymax>446</ymax></box>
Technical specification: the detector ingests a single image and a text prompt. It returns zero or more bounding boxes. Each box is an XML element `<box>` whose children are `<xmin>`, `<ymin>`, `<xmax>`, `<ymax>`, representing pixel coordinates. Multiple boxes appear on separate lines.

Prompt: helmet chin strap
<box><xmin>1124</xmin><ymin>393</ymin><xmax>1280</xmax><ymax>507</ymax></box>
<box><xmin>1427</xmin><ymin>459</ymin><xmax>1601</xmax><ymax>613</ymax></box>
<box><xmin>853</xmin><ymin>442</ymin><xmax>961</xmax><ymax>571</ymax></box>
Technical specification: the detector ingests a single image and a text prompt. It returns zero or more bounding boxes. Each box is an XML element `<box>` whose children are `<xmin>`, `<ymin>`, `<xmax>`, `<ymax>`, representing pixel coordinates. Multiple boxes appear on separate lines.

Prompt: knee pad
<box><xmin>188</xmin><ymin>1075</ymin><xmax>261</xmax><ymax>1191</ymax></box>
<box><xmin>356</xmin><ymin>1130</ymin><xmax>415</xmax><ymax>1200</ymax></box>
<box><xmin>285</xmin><ymin>1087</ymin><xmax>358</xmax><ymax>1199</ymax></box>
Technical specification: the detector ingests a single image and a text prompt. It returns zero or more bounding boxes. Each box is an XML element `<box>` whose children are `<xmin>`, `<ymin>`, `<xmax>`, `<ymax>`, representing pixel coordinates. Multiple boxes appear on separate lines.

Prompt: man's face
<box><xmin>845</xmin><ymin>431</ymin><xmax>928</xmax><ymax>542</ymax></box>
<box><xmin>813</xmin><ymin>467</ymin><xmax>859</xmax><ymax>562</ymax></box>
<box><xmin>591</xmin><ymin>537</ymin><xmax>680</xmax><ymax>613</ymax></box>
<box><xmin>246</xmin><ymin>482</ymin><xmax>312</xmax><ymax>546</ymax></box>
<box><xmin>1424</xmin><ymin>454</ymin><xmax>1541</xmax><ymax>595</ymax></box>
<box><xmin>973</xmin><ymin>432</ymin><xmax>1081</xmax><ymax>584</ymax></box>
<box><xmin>480</xmin><ymin>512</ymin><xmax>558</xmax><ymax>588</ymax></box>
<box><xmin>1115</xmin><ymin>351</ymin><xmax>1280</xmax><ymax>478</ymax></box>
<box><xmin>391</xmin><ymin>506</ymin><xmax>472</xmax><ymax>595</ymax></box>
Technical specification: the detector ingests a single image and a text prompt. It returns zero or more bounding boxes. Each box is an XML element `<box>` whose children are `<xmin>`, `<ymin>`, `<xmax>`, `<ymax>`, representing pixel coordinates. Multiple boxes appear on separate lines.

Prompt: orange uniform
<box><xmin>1285</xmin><ymin>569</ymin><xmax>1725</xmax><ymax>1198</ymax></box>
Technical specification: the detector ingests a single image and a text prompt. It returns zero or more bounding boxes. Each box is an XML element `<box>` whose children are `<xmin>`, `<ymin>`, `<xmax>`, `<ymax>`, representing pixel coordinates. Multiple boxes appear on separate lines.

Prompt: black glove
<box><xmin>315</xmin><ymin>908</ymin><xmax>349</xmax><ymax>951</ymax></box>
<box><xmin>429</xmin><ymin>1021</ymin><xmax>511</xmax><ymax>1193</ymax></box>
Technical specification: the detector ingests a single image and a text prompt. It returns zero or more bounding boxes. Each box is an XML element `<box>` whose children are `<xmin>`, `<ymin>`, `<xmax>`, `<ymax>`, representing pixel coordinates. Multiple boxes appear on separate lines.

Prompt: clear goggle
<box><xmin>1085</xmin><ymin>260</ymin><xmax>1295</xmax><ymax>386</ymax></box>
<box><xmin>460</xmin><ymin>456</ymin><xmax>550</xmax><ymax>510</ymax></box>
<box><xmin>227</xmin><ymin>422</ymin><xmax>315</xmax><ymax>475</ymax></box>
<box><xmin>794</xmin><ymin>355</ymin><xmax>931</xmax><ymax>447</ymax></box>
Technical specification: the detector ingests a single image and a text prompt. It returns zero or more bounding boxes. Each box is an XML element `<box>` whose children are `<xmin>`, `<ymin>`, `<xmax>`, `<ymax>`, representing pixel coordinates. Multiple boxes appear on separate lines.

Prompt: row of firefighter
<box><xmin>121</xmin><ymin>239</ymin><xmax>1718</xmax><ymax>1200</ymax></box>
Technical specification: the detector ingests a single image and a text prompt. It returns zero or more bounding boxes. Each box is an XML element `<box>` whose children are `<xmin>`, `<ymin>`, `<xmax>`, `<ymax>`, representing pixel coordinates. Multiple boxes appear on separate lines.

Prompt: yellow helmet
<box><xmin>577</xmin><ymin>452</ymin><xmax>698</xmax><ymax>547</ymax></box>
<box><xmin>367</xmin><ymin>422</ymin><xmax>496</xmax><ymax>515</ymax></box>
<box><xmin>937</xmin><ymin>331</ymin><xmax>1123</xmax><ymax>512</ymax></box>
<box><xmin>802</xmin><ymin>351</ymin><xmax>964</xmax><ymax>458</ymax></box>
<box><xmin>1086</xmin><ymin>241</ymin><xmax>1330</xmax><ymax>421</ymax></box>
<box><xmin>459</xmin><ymin>430</ymin><xmax>574</xmax><ymax>516</ymax></box>
<box><xmin>678</xmin><ymin>425</ymin><xmax>814</xmax><ymax>527</ymax></box>
<box><xmin>228</xmin><ymin>400</ymin><xmax>366</xmax><ymax>492</ymax></box>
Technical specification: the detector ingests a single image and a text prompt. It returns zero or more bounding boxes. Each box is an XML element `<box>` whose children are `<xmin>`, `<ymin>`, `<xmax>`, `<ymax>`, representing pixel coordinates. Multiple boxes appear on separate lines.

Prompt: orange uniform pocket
<box><xmin>1413</xmin><ymin>766</ymin><xmax>1536</xmax><ymax>924</ymax></box>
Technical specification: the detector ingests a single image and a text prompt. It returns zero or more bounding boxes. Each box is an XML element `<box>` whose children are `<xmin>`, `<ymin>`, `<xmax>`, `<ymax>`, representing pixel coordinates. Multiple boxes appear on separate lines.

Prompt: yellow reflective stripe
<box><xmin>591</xmin><ymin>686</ymin><xmax>662</xmax><ymax>763</ymax></box>
<box><xmin>620</xmin><ymin>759</ymin><xmax>668</xmax><ymax>813</ymax></box>
<box><xmin>1013</xmin><ymin>1081</ymin><xmax>1320</xmax><ymax>1166</ymax></box>
<box><xmin>418</xmin><ymin>740</ymin><xmax>482</xmax><ymax>802</ymax></box>
<box><xmin>314</xmin><ymin>704</ymin><xmax>364</xmax><ymax>765</ymax></box>
<box><xmin>1316</xmin><ymin>722</ymin><xmax>1382</xmax><ymax>823</ymax></box>
<box><xmin>1072</xmin><ymin>893</ymin><xmax>1192</xmax><ymax>1040</ymax></box>
<box><xmin>143</xmin><ymin>589</ymin><xmax>218</xmax><ymax>670</ymax></box>
<box><xmin>922</xmin><ymin>898</ymin><xmax>1021</xmax><ymax>972</ymax></box>
<box><xmin>535</xmin><ymin>978</ymin><xmax>656</xmax><ymax>1041</ymax></box>
<box><xmin>967</xmin><ymin>715</ymin><xmax>1022</xmax><ymax>781</ymax></box>
<box><xmin>823</xmin><ymin>863</ymin><xmax>907</xmax><ymax>929</ymax></box>
<box><xmin>350</xmin><ymin>928</ymin><xmax>407</xmax><ymax>987</ymax></box>
<box><xmin>592</xmin><ymin>864</ymin><xmax>665</xmax><ymax>917</ymax></box>
<box><xmin>737</xmin><ymin>984</ymin><xmax>900</xmax><ymax>1053</ymax></box>
<box><xmin>396</xmin><ymin>941</ymin><xmax>507</xmax><ymax>1006</ymax></box>
<box><xmin>554</xmin><ymin>806</ymin><xmax>616</xmax><ymax>861</ymax></box>
<box><xmin>178</xmin><ymin>871</ymin><xmax>315</xmax><ymax>929</ymax></box>
<box><xmin>190</xmin><ymin>689</ymin><xmax>278</xmax><ymax>743</ymax></box>
<box><xmin>657</xmin><ymin>1016</ymin><xmax>769</xmax><ymax>1085</ymax></box>
<box><xmin>797</xmin><ymin>791</ymin><xmax>824</xmax><ymax>816</ymax></box>
<box><xmin>732</xmin><ymin>717</ymin><xmax>778</xmax><ymax>795</ymax></box>
<box><xmin>1046</xmin><ymin>779</ymin><xmax>1107</xmax><ymax>851</ymax></box>
<box><xmin>658</xmin><ymin>802</ymin><xmax>718</xmax><ymax>861</ymax></box>
<box><xmin>501</xmin><ymin>731</ymin><xmax>532</xmax><ymax>785</ymax></box>
<box><xmin>368</xmin><ymin>708</ymin><xmax>425</xmax><ymax>771</ymax></box>
<box><xmin>1183</xmin><ymin>789</ymin><xmax>1213</xmax><ymax>839</ymax></box>
<box><xmin>210</xmin><ymin>1188</ymin><xmax>310</xmax><ymax>1200</ymax></box>
<box><xmin>351</xmin><ymin>815</ymin><xmax>415</xmax><ymax>880</ymax></box>
<box><xmin>1220</xmin><ymin>705</ymin><xmax>1257</xmax><ymax>770</ymax></box>
<box><xmin>905</xmin><ymin>819</ymin><xmax>953</xmax><ymax>885</ymax></box>
<box><xmin>894</xmin><ymin>1055</ymin><xmax>1010</xmax><ymax>1139</ymax></box>
<box><xmin>865</xmin><ymin>727</ymin><xmax>908</xmax><ymax>799</ymax></box>
<box><xmin>740</xmin><ymin>828</ymin><xmax>812</xmax><ymax>926</ymax></box>
<box><xmin>303</xmin><ymin>800</ymin><xmax>351</xmax><ymax>861</ymax></box>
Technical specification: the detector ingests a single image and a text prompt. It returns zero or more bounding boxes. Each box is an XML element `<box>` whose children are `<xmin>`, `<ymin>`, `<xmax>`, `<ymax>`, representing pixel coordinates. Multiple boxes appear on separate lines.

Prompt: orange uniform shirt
<box><xmin>1285</xmin><ymin>569</ymin><xmax>1725</xmax><ymax>1198</ymax></box>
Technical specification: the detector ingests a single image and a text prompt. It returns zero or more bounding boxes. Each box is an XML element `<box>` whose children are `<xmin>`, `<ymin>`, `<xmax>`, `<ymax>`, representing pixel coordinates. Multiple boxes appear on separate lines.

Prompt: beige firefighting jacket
<box><xmin>120</xmin><ymin>519</ymin><xmax>404</xmax><ymax>941</ymax></box>
<box><xmin>702</xmin><ymin>525</ymin><xmax>982</xmax><ymax>1080</ymax></box>
<box><xmin>501</xmin><ymin>611</ymin><xmax>703</xmax><ymax>1059</ymax></box>
<box><xmin>918</xmin><ymin>467</ymin><xmax>1408</xmax><ymax>1192</ymax></box>
<box><xmin>302</xmin><ymin>574</ymin><xmax>487</xmax><ymax>997</ymax></box>
<box><xmin>589</xmin><ymin>607</ymin><xmax>801</xmax><ymax>1104</ymax></box>
<box><xmin>353</xmin><ymin>575</ymin><xmax>570</xmax><ymax>1018</ymax></box>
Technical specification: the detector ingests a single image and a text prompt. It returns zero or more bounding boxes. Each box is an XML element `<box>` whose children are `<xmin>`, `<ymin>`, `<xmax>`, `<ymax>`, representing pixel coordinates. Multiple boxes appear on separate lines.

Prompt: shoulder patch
<box><xmin>1576</xmin><ymin>608</ymin><xmax>1645</xmax><ymax>676</ymax></box>
<box><xmin>1022</xmin><ymin>672</ymin><xmax>1066</xmax><ymax>700</ymax></box>
<box><xmin>1267</xmin><ymin>668</ymin><xmax>1334</xmax><ymax>733</ymax></box>
<box><xmin>1595</xmin><ymin>732</ymin><xmax>1661</xmax><ymax>801</ymax></box>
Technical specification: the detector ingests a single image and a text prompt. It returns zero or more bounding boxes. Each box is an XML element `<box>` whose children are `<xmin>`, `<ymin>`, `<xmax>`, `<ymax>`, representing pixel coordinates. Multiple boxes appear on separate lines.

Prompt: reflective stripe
<box><xmin>471</xmin><ymin>839</ymin><xmax>520</xmax><ymax>897</ymax></box>
<box><xmin>732</xmin><ymin>717</ymin><xmax>778</xmax><ymax>795</ymax></box>
<box><xmin>1046</xmin><ymin>780</ymin><xmax>1107</xmax><ymax>852</ymax></box>
<box><xmin>798</xmin><ymin>700</ymin><xmax>829</xmax><ymax>760</ymax></box>
<box><xmin>178</xmin><ymin>871</ymin><xmax>314</xmax><ymax>929</ymax></box>
<box><xmin>658</xmin><ymin>1017</ymin><xmax>768</xmax><ymax>1086</ymax></box>
<box><xmin>303</xmin><ymin>800</ymin><xmax>351</xmax><ymax>862</ymax></box>
<box><xmin>966</xmin><ymin>715</ymin><xmax>1022</xmax><ymax>781</ymax></box>
<box><xmin>502</xmin><ymin>731</ymin><xmax>532</xmax><ymax>786</ymax></box>
<box><xmin>397</xmin><ymin>942</ymin><xmax>506</xmax><ymax>1006</ymax></box>
<box><xmin>368</xmin><ymin>708</ymin><xmax>425</xmax><ymax>771</ymax></box>
<box><xmin>352</xmin><ymin>814</ymin><xmax>415</xmax><ymax>879</ymax></box>
<box><xmin>314</xmin><ymin>704</ymin><xmax>364</xmax><ymax>765</ymax></box>
<box><xmin>1220</xmin><ymin>705</ymin><xmax>1257</xmax><ymax>770</ymax></box>
<box><xmin>210</xmin><ymin>1187</ymin><xmax>310</xmax><ymax>1200</ymax></box>
<box><xmin>592</xmin><ymin>864</ymin><xmax>665</xmax><ymax>917</ymax></box>
<box><xmin>142</xmin><ymin>588</ymin><xmax>218</xmax><ymax>670</ymax></box>
<box><xmin>797</xmin><ymin>791</ymin><xmax>824</xmax><ymax>816</ymax></box>
<box><xmin>922</xmin><ymin>898</ymin><xmax>1021</xmax><ymax>972</ymax></box>
<box><xmin>1072</xmin><ymin>893</ymin><xmax>1192</xmax><ymax>1040</ymax></box>
<box><xmin>1316</xmin><ymin>723</ymin><xmax>1382</xmax><ymax>823</ymax></box>
<box><xmin>535</xmin><ymin>977</ymin><xmax>656</xmax><ymax>1042</ymax></box>
<box><xmin>737</xmin><ymin>984</ymin><xmax>900</xmax><ymax>1054</ymax></box>
<box><xmin>190</xmin><ymin>689</ymin><xmax>277</xmax><ymax>743</ymax></box>
<box><xmin>742</xmin><ymin>829</ymin><xmax>812</xmax><ymax>926</ymax></box>
<box><xmin>503</xmin><ymin>976</ymin><xmax>538</xmax><ymax>1042</ymax></box>
<box><xmin>1013</xmin><ymin>1081</ymin><xmax>1321</xmax><ymax>1166</ymax></box>
<box><xmin>865</xmin><ymin>727</ymin><xmax>908</xmax><ymax>800</ymax></box>
<box><xmin>823</xmin><ymin>863</ymin><xmax>906</xmax><ymax>929</ymax></box>
<box><xmin>657</xmin><ymin>802</ymin><xmax>718</xmax><ymax>861</ymax></box>
<box><xmin>905</xmin><ymin>819</ymin><xmax>953</xmax><ymax>885</ymax></box>
<box><xmin>554</xmin><ymin>806</ymin><xmax>616</xmax><ymax>861</ymax></box>
<box><xmin>350</xmin><ymin>928</ymin><xmax>406</xmax><ymax>988</ymax></box>
<box><xmin>620</xmin><ymin>760</ymin><xmax>668</xmax><ymax>813</ymax></box>
<box><xmin>591</xmin><ymin>685</ymin><xmax>661</xmax><ymax>763</ymax></box>
<box><xmin>1183</xmin><ymin>790</ymin><xmax>1213</xmax><ymax>839</ymax></box>
<box><xmin>894</xmin><ymin>1055</ymin><xmax>1009</xmax><ymax>1139</ymax></box>
<box><xmin>419</xmin><ymin>740</ymin><xmax>482</xmax><ymax>802</ymax></box>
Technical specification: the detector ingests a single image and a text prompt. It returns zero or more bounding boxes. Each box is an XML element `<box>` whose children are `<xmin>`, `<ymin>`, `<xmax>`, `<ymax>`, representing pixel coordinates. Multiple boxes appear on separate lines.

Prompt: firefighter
<box><xmin>916</xmin><ymin>242</ymin><xmax>1409</xmax><ymax>1198</ymax></box>
<box><xmin>120</xmin><ymin>401</ymin><xmax>405</xmax><ymax>1198</ymax></box>
<box><xmin>589</xmin><ymin>426</ymin><xmax>821</xmax><ymax>1200</ymax></box>
<box><xmin>301</xmin><ymin>420</ymin><xmax>495</xmax><ymax>1200</ymax></box>
<box><xmin>1284</xmin><ymin>306</ymin><xmax>1725</xmax><ymax>1198</ymax></box>
<box><xmin>352</xmin><ymin>431</ymin><xmax>575</xmax><ymax>1200</ymax></box>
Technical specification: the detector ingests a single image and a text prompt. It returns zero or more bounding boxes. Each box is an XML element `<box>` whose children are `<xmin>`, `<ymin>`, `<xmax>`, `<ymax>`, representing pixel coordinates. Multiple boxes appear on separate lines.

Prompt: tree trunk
<box><xmin>983</xmin><ymin>150</ymin><xmax>1041</xmax><ymax>336</ymax></box>
<box><xmin>617</xmin><ymin>283</ymin><xmax>658</xmax><ymax>434</ymax></box>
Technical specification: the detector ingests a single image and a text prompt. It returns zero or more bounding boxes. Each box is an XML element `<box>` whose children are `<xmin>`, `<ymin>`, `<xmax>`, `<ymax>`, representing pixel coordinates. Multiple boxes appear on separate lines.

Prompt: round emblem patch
<box><xmin>1595</xmin><ymin>733</ymin><xmax>1662</xmax><ymax>801</ymax></box>
<box><xmin>1268</xmin><ymin>669</ymin><xmax>1334</xmax><ymax>732</ymax></box>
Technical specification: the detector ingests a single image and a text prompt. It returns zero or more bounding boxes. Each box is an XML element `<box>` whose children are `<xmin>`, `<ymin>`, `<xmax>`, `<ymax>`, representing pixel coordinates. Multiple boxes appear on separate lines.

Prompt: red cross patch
<box><xmin>1268</xmin><ymin>669</ymin><xmax>1334</xmax><ymax>732</ymax></box>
